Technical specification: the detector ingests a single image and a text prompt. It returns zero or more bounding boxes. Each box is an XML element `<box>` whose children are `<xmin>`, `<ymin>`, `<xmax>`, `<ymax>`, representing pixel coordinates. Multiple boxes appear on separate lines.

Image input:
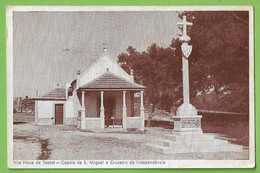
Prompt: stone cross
<box><xmin>177</xmin><ymin>16</ymin><xmax>193</xmax><ymax>37</ymax></box>
<box><xmin>173</xmin><ymin>15</ymin><xmax>202</xmax><ymax>133</ymax></box>
<box><xmin>103</xmin><ymin>42</ymin><xmax>107</xmax><ymax>52</ymax></box>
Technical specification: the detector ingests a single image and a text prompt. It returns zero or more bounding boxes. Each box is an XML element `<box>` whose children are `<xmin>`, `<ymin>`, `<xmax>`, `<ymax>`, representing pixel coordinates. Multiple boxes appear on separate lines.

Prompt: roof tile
<box><xmin>80</xmin><ymin>72</ymin><xmax>145</xmax><ymax>89</ymax></box>
<box><xmin>36</xmin><ymin>88</ymin><xmax>66</xmax><ymax>100</ymax></box>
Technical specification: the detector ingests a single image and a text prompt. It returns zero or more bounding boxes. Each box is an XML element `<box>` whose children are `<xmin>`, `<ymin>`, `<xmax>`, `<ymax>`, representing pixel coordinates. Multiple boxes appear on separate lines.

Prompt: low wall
<box><xmin>36</xmin><ymin>118</ymin><xmax>53</xmax><ymax>125</ymax></box>
<box><xmin>66</xmin><ymin>117</ymin><xmax>77</xmax><ymax>125</ymax></box>
<box><xmin>126</xmin><ymin>117</ymin><xmax>141</xmax><ymax>129</ymax></box>
<box><xmin>85</xmin><ymin>118</ymin><xmax>101</xmax><ymax>129</ymax></box>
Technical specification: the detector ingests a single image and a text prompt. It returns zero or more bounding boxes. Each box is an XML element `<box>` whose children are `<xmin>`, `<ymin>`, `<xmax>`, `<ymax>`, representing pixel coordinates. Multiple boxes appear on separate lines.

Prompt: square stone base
<box><xmin>172</xmin><ymin>116</ymin><xmax>202</xmax><ymax>133</ymax></box>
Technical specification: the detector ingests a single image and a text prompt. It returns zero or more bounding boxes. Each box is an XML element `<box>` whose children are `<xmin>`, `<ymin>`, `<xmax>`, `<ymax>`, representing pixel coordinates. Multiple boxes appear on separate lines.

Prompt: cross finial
<box><xmin>103</xmin><ymin>42</ymin><xmax>107</xmax><ymax>52</ymax></box>
<box><xmin>177</xmin><ymin>16</ymin><xmax>193</xmax><ymax>42</ymax></box>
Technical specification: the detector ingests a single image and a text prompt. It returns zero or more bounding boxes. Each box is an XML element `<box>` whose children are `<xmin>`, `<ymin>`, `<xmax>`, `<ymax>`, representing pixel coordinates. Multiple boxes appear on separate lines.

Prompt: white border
<box><xmin>6</xmin><ymin>6</ymin><xmax>255</xmax><ymax>168</ymax></box>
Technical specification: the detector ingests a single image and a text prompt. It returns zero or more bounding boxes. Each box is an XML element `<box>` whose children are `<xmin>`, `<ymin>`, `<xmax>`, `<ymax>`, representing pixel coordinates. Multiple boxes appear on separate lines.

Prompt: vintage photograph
<box><xmin>7</xmin><ymin>6</ymin><xmax>254</xmax><ymax>168</ymax></box>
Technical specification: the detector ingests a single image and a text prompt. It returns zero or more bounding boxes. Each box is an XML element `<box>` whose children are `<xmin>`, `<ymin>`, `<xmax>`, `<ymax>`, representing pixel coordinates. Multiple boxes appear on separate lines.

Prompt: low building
<box><xmin>34</xmin><ymin>48</ymin><xmax>145</xmax><ymax>130</ymax></box>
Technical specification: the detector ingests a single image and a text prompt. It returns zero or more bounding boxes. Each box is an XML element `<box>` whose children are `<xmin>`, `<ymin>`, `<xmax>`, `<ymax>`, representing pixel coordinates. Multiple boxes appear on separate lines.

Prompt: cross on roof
<box><xmin>177</xmin><ymin>16</ymin><xmax>193</xmax><ymax>36</ymax></box>
<box><xmin>103</xmin><ymin>42</ymin><xmax>107</xmax><ymax>52</ymax></box>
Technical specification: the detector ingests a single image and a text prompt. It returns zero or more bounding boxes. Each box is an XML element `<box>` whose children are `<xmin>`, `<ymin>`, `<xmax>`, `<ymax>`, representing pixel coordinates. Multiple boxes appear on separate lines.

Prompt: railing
<box><xmin>134</xmin><ymin>108</ymin><xmax>140</xmax><ymax>117</ymax></box>
<box><xmin>105</xmin><ymin>109</ymin><xmax>122</xmax><ymax>127</ymax></box>
<box><xmin>197</xmin><ymin>109</ymin><xmax>248</xmax><ymax>115</ymax></box>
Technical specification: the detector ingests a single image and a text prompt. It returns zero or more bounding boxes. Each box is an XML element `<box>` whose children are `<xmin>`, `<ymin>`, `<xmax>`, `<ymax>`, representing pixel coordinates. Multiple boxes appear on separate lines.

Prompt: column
<box><xmin>81</xmin><ymin>91</ymin><xmax>85</xmax><ymax>129</ymax></box>
<box><xmin>122</xmin><ymin>91</ymin><xmax>127</xmax><ymax>129</ymax></box>
<box><xmin>100</xmin><ymin>91</ymin><xmax>105</xmax><ymax>128</ymax></box>
<box><xmin>182</xmin><ymin>55</ymin><xmax>190</xmax><ymax>104</ymax></box>
<box><xmin>140</xmin><ymin>90</ymin><xmax>145</xmax><ymax>131</ymax></box>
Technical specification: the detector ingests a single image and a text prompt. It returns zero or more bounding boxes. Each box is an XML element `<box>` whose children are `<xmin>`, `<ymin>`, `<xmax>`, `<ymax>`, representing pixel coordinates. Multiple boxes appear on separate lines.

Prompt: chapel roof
<box><xmin>79</xmin><ymin>72</ymin><xmax>145</xmax><ymax>90</ymax></box>
<box><xmin>34</xmin><ymin>87</ymin><xmax>66</xmax><ymax>100</ymax></box>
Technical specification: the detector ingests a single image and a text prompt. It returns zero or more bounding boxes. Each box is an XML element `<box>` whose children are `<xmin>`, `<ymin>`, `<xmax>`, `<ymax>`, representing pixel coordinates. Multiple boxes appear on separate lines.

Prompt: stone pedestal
<box><xmin>173</xmin><ymin>103</ymin><xmax>202</xmax><ymax>133</ymax></box>
<box><xmin>172</xmin><ymin>116</ymin><xmax>202</xmax><ymax>133</ymax></box>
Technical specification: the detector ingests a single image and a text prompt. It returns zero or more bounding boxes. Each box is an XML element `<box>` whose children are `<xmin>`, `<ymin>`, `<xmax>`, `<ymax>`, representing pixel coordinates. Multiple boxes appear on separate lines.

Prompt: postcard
<box><xmin>7</xmin><ymin>6</ymin><xmax>255</xmax><ymax>168</ymax></box>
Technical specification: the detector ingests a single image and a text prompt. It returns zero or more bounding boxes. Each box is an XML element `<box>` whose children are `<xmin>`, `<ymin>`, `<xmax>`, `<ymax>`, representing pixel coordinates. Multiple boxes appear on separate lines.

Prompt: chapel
<box><xmin>34</xmin><ymin>47</ymin><xmax>145</xmax><ymax>130</ymax></box>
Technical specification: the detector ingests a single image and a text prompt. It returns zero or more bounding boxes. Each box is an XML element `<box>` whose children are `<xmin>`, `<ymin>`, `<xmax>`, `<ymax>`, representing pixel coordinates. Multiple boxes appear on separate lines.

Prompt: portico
<box><xmin>77</xmin><ymin>72</ymin><xmax>145</xmax><ymax>130</ymax></box>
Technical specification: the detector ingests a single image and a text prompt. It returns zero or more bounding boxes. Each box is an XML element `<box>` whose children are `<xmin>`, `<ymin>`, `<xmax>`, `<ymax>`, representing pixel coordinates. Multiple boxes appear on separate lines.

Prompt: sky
<box><xmin>13</xmin><ymin>11</ymin><xmax>180</xmax><ymax>97</ymax></box>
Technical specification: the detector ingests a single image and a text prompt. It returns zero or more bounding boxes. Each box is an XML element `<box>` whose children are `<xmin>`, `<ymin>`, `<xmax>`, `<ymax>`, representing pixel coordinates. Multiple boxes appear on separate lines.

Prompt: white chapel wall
<box><xmin>36</xmin><ymin>100</ymin><xmax>55</xmax><ymax>125</ymax></box>
<box><xmin>72</xmin><ymin>91</ymin><xmax>79</xmax><ymax>118</ymax></box>
<box><xmin>36</xmin><ymin>100</ymin><xmax>68</xmax><ymax>125</ymax></box>
<box><xmin>37</xmin><ymin>101</ymin><xmax>54</xmax><ymax>118</ymax></box>
<box><xmin>65</xmin><ymin>100</ymin><xmax>74</xmax><ymax>118</ymax></box>
<box><xmin>80</xmin><ymin>55</ymin><xmax>132</xmax><ymax>86</ymax></box>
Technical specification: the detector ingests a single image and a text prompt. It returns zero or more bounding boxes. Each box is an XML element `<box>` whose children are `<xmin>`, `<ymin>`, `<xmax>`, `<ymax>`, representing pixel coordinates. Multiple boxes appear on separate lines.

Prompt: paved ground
<box><xmin>13</xmin><ymin>124</ymin><xmax>249</xmax><ymax>160</ymax></box>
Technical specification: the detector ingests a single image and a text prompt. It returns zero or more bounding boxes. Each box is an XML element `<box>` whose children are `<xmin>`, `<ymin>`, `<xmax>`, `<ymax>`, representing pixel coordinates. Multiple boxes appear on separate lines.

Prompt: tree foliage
<box><xmin>183</xmin><ymin>11</ymin><xmax>249</xmax><ymax>113</ymax></box>
<box><xmin>118</xmin><ymin>11</ymin><xmax>249</xmax><ymax>116</ymax></box>
<box><xmin>118</xmin><ymin>42</ymin><xmax>182</xmax><ymax>110</ymax></box>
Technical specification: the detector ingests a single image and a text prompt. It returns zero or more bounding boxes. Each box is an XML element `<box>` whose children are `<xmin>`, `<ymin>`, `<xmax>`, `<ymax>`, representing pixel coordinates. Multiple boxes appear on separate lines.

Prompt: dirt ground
<box><xmin>13</xmin><ymin>124</ymin><xmax>249</xmax><ymax>160</ymax></box>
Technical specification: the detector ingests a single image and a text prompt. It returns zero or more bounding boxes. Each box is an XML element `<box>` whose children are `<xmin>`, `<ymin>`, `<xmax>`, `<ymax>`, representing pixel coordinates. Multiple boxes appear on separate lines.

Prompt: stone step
<box><xmin>166</xmin><ymin>133</ymin><xmax>215</xmax><ymax>142</ymax></box>
<box><xmin>226</xmin><ymin>143</ymin><xmax>244</xmax><ymax>152</ymax></box>
<box><xmin>145</xmin><ymin>143</ymin><xmax>170</xmax><ymax>155</ymax></box>
<box><xmin>146</xmin><ymin>131</ymin><xmax>244</xmax><ymax>155</ymax></box>
<box><xmin>146</xmin><ymin>138</ymin><xmax>243</xmax><ymax>154</ymax></box>
<box><xmin>193</xmin><ymin>138</ymin><xmax>229</xmax><ymax>146</ymax></box>
<box><xmin>146</xmin><ymin>143</ymin><xmax>193</xmax><ymax>154</ymax></box>
<box><xmin>154</xmin><ymin>139</ymin><xmax>174</xmax><ymax>147</ymax></box>
<box><xmin>195</xmin><ymin>144</ymin><xmax>243</xmax><ymax>153</ymax></box>
<box><xmin>146</xmin><ymin>142</ymin><xmax>243</xmax><ymax>154</ymax></box>
<box><xmin>153</xmin><ymin>137</ymin><xmax>229</xmax><ymax>148</ymax></box>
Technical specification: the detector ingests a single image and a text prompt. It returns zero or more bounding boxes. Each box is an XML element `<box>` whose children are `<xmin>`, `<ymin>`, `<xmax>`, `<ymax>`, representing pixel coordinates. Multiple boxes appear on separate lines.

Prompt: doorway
<box><xmin>55</xmin><ymin>104</ymin><xmax>63</xmax><ymax>125</ymax></box>
<box><xmin>104</xmin><ymin>97</ymin><xmax>122</xmax><ymax>127</ymax></box>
